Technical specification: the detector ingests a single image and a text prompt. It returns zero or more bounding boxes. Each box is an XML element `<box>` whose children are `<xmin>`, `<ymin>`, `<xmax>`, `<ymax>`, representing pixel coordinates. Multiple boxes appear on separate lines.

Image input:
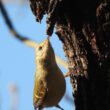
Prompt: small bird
<box><xmin>33</xmin><ymin>36</ymin><xmax>66</xmax><ymax>110</ymax></box>
<box><xmin>0</xmin><ymin>3</ymin><xmax>68</xmax><ymax>109</ymax></box>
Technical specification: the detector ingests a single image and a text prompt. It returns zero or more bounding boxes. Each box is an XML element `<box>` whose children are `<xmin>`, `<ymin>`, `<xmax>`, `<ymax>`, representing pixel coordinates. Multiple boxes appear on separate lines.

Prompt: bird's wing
<box><xmin>33</xmin><ymin>79</ymin><xmax>48</xmax><ymax>109</ymax></box>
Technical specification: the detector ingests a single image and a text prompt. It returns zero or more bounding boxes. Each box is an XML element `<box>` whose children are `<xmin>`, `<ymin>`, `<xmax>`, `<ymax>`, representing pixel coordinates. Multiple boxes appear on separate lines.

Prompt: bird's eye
<box><xmin>39</xmin><ymin>46</ymin><xmax>42</xmax><ymax>50</ymax></box>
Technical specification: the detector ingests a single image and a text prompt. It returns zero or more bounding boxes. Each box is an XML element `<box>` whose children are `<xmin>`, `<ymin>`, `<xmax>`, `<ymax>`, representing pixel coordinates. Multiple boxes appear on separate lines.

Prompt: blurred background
<box><xmin>0</xmin><ymin>0</ymin><xmax>74</xmax><ymax>110</ymax></box>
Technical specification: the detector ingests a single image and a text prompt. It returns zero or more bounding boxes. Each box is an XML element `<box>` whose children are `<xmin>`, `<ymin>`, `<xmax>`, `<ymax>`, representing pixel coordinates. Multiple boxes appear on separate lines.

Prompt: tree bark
<box><xmin>30</xmin><ymin>0</ymin><xmax>110</xmax><ymax>110</ymax></box>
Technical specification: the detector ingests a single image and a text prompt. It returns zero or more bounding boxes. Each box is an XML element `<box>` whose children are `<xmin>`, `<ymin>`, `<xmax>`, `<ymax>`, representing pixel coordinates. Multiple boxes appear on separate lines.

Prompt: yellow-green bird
<box><xmin>0</xmin><ymin>2</ymin><xmax>67</xmax><ymax>109</ymax></box>
<box><xmin>33</xmin><ymin>36</ymin><xmax>66</xmax><ymax>110</ymax></box>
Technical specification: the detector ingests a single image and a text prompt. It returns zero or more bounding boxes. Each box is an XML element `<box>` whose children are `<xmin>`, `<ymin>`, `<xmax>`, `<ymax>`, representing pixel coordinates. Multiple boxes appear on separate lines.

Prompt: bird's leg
<box><xmin>56</xmin><ymin>104</ymin><xmax>64</xmax><ymax>110</ymax></box>
<box><xmin>64</xmin><ymin>72</ymin><xmax>70</xmax><ymax>78</ymax></box>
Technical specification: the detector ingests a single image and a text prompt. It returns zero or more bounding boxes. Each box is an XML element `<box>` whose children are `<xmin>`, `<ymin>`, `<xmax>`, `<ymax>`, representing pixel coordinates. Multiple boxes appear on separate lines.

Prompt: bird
<box><xmin>33</xmin><ymin>36</ymin><xmax>66</xmax><ymax>110</ymax></box>
<box><xmin>0</xmin><ymin>2</ymin><xmax>69</xmax><ymax>110</ymax></box>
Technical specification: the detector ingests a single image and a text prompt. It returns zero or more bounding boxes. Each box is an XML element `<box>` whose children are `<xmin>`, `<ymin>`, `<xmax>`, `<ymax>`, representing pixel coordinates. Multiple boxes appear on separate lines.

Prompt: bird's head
<box><xmin>36</xmin><ymin>36</ymin><xmax>55</xmax><ymax>63</ymax></box>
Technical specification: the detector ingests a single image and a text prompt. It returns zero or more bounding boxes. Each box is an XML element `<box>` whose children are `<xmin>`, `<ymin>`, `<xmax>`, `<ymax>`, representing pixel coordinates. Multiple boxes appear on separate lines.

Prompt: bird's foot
<box><xmin>64</xmin><ymin>72</ymin><xmax>70</xmax><ymax>78</ymax></box>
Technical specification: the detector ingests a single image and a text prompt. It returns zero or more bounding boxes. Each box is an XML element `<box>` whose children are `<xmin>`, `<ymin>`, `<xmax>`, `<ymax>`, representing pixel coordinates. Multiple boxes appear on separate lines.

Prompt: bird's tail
<box><xmin>34</xmin><ymin>107</ymin><xmax>42</xmax><ymax>110</ymax></box>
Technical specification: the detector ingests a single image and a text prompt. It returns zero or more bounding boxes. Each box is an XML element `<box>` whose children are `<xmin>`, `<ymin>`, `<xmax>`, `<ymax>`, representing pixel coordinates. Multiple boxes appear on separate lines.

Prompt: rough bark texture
<box><xmin>30</xmin><ymin>0</ymin><xmax>110</xmax><ymax>110</ymax></box>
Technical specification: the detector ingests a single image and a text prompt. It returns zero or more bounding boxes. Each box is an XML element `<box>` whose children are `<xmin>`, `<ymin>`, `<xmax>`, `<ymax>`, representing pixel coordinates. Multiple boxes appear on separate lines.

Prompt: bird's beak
<box><xmin>46</xmin><ymin>36</ymin><xmax>50</xmax><ymax>43</ymax></box>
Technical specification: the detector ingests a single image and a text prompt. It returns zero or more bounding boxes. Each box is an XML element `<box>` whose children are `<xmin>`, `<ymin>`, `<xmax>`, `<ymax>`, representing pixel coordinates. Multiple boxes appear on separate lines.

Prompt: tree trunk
<box><xmin>30</xmin><ymin>0</ymin><xmax>110</xmax><ymax>110</ymax></box>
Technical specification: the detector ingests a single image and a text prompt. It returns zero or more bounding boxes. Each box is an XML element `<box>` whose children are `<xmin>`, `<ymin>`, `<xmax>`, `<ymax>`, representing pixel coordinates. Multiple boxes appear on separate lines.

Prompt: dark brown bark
<box><xmin>30</xmin><ymin>0</ymin><xmax>110</xmax><ymax>110</ymax></box>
